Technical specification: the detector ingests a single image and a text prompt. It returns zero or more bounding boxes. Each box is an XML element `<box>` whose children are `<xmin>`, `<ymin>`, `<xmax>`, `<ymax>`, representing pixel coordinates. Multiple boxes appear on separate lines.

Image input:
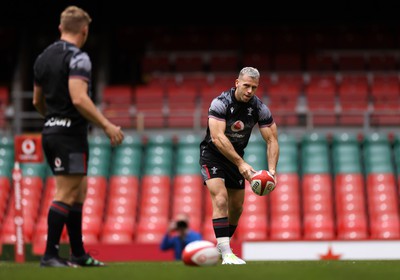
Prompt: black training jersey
<box><xmin>200</xmin><ymin>87</ymin><xmax>274</xmax><ymax>157</ymax></box>
<box><xmin>33</xmin><ymin>40</ymin><xmax>92</xmax><ymax>135</ymax></box>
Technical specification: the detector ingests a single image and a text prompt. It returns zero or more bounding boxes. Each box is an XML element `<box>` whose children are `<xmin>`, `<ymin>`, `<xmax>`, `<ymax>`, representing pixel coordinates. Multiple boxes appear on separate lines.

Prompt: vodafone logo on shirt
<box><xmin>231</xmin><ymin>121</ymin><xmax>244</xmax><ymax>132</ymax></box>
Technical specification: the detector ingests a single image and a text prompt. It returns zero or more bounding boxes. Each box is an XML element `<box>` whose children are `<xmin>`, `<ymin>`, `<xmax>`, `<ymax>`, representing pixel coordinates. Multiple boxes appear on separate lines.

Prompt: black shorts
<box><xmin>200</xmin><ymin>149</ymin><xmax>245</xmax><ymax>189</ymax></box>
<box><xmin>42</xmin><ymin>133</ymin><xmax>89</xmax><ymax>175</ymax></box>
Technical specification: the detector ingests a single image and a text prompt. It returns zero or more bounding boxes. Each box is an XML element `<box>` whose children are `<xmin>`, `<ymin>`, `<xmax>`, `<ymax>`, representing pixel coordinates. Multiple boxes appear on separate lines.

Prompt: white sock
<box><xmin>216</xmin><ymin>237</ymin><xmax>232</xmax><ymax>255</ymax></box>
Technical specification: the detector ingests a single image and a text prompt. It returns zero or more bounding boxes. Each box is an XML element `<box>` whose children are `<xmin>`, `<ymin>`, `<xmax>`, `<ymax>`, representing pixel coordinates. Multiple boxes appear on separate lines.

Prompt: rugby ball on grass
<box><xmin>182</xmin><ymin>240</ymin><xmax>220</xmax><ymax>266</ymax></box>
<box><xmin>250</xmin><ymin>170</ymin><xmax>276</xmax><ymax>196</ymax></box>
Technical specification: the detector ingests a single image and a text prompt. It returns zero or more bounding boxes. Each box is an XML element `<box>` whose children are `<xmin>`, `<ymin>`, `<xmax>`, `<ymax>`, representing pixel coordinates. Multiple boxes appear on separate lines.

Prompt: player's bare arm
<box><xmin>259</xmin><ymin>122</ymin><xmax>279</xmax><ymax>178</ymax></box>
<box><xmin>209</xmin><ymin>117</ymin><xmax>255</xmax><ymax>181</ymax></box>
<box><xmin>32</xmin><ymin>84</ymin><xmax>46</xmax><ymax>117</ymax></box>
<box><xmin>69</xmin><ymin>78</ymin><xmax>124</xmax><ymax>146</ymax></box>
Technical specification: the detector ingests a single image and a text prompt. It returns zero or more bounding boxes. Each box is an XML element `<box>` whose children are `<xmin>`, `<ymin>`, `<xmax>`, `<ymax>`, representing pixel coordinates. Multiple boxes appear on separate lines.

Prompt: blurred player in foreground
<box><xmin>33</xmin><ymin>5</ymin><xmax>124</xmax><ymax>267</ymax></box>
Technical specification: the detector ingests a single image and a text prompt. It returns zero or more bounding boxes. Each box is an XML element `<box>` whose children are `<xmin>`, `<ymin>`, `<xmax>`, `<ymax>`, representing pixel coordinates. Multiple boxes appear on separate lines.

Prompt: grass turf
<box><xmin>2</xmin><ymin>260</ymin><xmax>400</xmax><ymax>280</ymax></box>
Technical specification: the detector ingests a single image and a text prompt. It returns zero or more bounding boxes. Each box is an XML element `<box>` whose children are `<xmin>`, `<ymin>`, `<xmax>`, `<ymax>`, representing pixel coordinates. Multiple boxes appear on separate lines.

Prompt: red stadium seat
<box><xmin>302</xmin><ymin>174</ymin><xmax>335</xmax><ymax>240</ymax></box>
<box><xmin>137</xmin><ymin>175</ymin><xmax>171</xmax><ymax>237</ymax></box>
<box><xmin>270</xmin><ymin>214</ymin><xmax>301</xmax><ymax>240</ymax></box>
<box><xmin>101</xmin><ymin>232</ymin><xmax>133</xmax><ymax>244</ymax></box>
<box><xmin>366</xmin><ymin>173</ymin><xmax>400</xmax><ymax>239</ymax></box>
<box><xmin>269</xmin><ymin>183</ymin><xmax>301</xmax><ymax>239</ymax></box>
<box><xmin>83</xmin><ymin>197</ymin><xmax>105</xmax><ymax>217</ymax></box>
<box><xmin>101</xmin><ymin>86</ymin><xmax>133</xmax><ymax>128</ymax></box>
<box><xmin>171</xmin><ymin>175</ymin><xmax>204</xmax><ymax>227</ymax></box>
<box><xmin>336</xmin><ymin>212</ymin><xmax>368</xmax><ymax>240</ymax></box>
<box><xmin>269</xmin><ymin>173</ymin><xmax>301</xmax><ymax>215</ymax></box>
<box><xmin>304</xmin><ymin>74</ymin><xmax>337</xmax><ymax>125</ymax></box>
<box><xmin>102</xmin><ymin>106</ymin><xmax>132</xmax><ymax>128</ymax></box>
<box><xmin>102</xmin><ymin>85</ymin><xmax>133</xmax><ymax>104</ymax></box>
<box><xmin>140</xmin><ymin>189</ymin><xmax>170</xmax><ymax>212</ymax></box>
<box><xmin>243</xmin><ymin>182</ymin><xmax>267</xmax><ymax>214</ymax></box>
<box><xmin>266</xmin><ymin>83</ymin><xmax>300</xmax><ymax>126</ymax></box>
<box><xmin>303</xmin><ymin>193</ymin><xmax>334</xmax><ymax>214</ymax></box>
<box><xmin>338</xmin><ymin>74</ymin><xmax>370</xmax><ymax>125</ymax></box>
<box><xmin>134</xmin><ymin>85</ymin><xmax>166</xmax><ymax>128</ymax></box>
<box><xmin>87</xmin><ymin>176</ymin><xmax>107</xmax><ymax>199</ymax></box>
<box><xmin>302</xmin><ymin>174</ymin><xmax>333</xmax><ymax>197</ymax></box>
<box><xmin>139</xmin><ymin>203</ymin><xmax>169</xmax><ymax>218</ymax></box>
<box><xmin>102</xmin><ymin>216</ymin><xmax>135</xmax><ymax>236</ymax></box>
<box><xmin>236</xmin><ymin>184</ymin><xmax>268</xmax><ymax>241</ymax></box>
<box><xmin>141</xmin><ymin>175</ymin><xmax>171</xmax><ymax>189</ymax></box>
<box><xmin>106</xmin><ymin>176</ymin><xmax>139</xmax><ymax>218</ymax></box>
<box><xmin>171</xmin><ymin>196</ymin><xmax>202</xmax><ymax>231</ymax></box>
<box><xmin>173</xmin><ymin>174</ymin><xmax>203</xmax><ymax>187</ymax></box>
<box><xmin>108</xmin><ymin>175</ymin><xmax>139</xmax><ymax>197</ymax></box>
<box><xmin>166</xmin><ymin>84</ymin><xmax>198</xmax><ymax>127</ymax></box>
<box><xmin>236</xmin><ymin>214</ymin><xmax>268</xmax><ymax>241</ymax></box>
<box><xmin>135</xmin><ymin>232</ymin><xmax>165</xmax><ymax>244</ymax></box>
<box><xmin>335</xmin><ymin>190</ymin><xmax>367</xmax><ymax>216</ymax></box>
<box><xmin>366</xmin><ymin>173</ymin><xmax>398</xmax><ymax>209</ymax></box>
<box><xmin>370</xmin><ymin>213</ymin><xmax>400</xmax><ymax>239</ymax></box>
<box><xmin>83</xmin><ymin>177</ymin><xmax>107</xmax><ymax>219</ymax></box>
<box><xmin>303</xmin><ymin>213</ymin><xmax>335</xmax><ymax>240</ymax></box>
<box><xmin>82</xmin><ymin>215</ymin><xmax>102</xmax><ymax>244</ymax></box>
<box><xmin>106</xmin><ymin>196</ymin><xmax>138</xmax><ymax>217</ymax></box>
<box><xmin>370</xmin><ymin>73</ymin><xmax>400</xmax><ymax>125</ymax></box>
<box><xmin>135</xmin><ymin>216</ymin><xmax>168</xmax><ymax>244</ymax></box>
<box><xmin>22</xmin><ymin>176</ymin><xmax>43</xmax><ymax>193</ymax></box>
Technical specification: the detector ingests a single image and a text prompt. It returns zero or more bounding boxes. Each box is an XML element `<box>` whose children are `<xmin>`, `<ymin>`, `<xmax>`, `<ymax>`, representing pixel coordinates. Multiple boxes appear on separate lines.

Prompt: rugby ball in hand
<box><xmin>182</xmin><ymin>240</ymin><xmax>220</xmax><ymax>266</ymax></box>
<box><xmin>250</xmin><ymin>170</ymin><xmax>276</xmax><ymax>196</ymax></box>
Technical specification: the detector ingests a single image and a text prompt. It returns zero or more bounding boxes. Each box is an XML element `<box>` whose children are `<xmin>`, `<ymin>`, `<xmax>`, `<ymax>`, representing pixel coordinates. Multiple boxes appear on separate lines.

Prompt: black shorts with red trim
<box><xmin>199</xmin><ymin>149</ymin><xmax>245</xmax><ymax>189</ymax></box>
<box><xmin>42</xmin><ymin>133</ymin><xmax>89</xmax><ymax>175</ymax></box>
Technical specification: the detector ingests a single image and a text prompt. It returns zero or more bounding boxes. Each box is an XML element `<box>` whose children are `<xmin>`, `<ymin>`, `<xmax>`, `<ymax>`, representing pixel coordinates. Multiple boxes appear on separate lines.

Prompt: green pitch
<box><xmin>1</xmin><ymin>260</ymin><xmax>400</xmax><ymax>280</ymax></box>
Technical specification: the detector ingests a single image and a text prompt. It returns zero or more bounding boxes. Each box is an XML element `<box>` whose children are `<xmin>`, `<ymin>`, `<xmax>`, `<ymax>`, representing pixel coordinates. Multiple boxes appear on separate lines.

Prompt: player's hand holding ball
<box><xmin>250</xmin><ymin>170</ymin><xmax>276</xmax><ymax>196</ymax></box>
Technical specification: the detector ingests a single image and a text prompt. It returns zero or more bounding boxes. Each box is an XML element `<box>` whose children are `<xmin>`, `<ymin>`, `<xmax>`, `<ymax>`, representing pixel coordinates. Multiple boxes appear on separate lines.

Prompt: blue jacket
<box><xmin>160</xmin><ymin>230</ymin><xmax>203</xmax><ymax>260</ymax></box>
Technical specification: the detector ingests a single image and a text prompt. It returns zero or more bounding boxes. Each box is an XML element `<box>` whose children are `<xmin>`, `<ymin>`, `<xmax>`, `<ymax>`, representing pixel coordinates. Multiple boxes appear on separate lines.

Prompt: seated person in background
<box><xmin>160</xmin><ymin>213</ymin><xmax>203</xmax><ymax>260</ymax></box>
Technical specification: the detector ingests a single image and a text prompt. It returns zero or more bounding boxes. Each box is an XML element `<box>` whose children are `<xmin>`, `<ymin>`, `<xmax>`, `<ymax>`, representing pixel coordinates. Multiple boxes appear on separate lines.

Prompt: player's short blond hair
<box><xmin>239</xmin><ymin>67</ymin><xmax>260</xmax><ymax>80</ymax></box>
<box><xmin>60</xmin><ymin>6</ymin><xmax>92</xmax><ymax>34</ymax></box>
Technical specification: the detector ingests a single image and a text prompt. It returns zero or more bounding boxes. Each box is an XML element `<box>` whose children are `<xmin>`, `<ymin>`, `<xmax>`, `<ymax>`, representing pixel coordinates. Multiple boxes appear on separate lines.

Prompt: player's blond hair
<box><xmin>60</xmin><ymin>6</ymin><xmax>92</xmax><ymax>34</ymax></box>
<box><xmin>239</xmin><ymin>67</ymin><xmax>260</xmax><ymax>80</ymax></box>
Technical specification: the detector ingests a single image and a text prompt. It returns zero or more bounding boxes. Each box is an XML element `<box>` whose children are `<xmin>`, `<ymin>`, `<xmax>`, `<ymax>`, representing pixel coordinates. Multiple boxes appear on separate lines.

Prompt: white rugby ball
<box><xmin>250</xmin><ymin>170</ymin><xmax>276</xmax><ymax>196</ymax></box>
<box><xmin>182</xmin><ymin>240</ymin><xmax>220</xmax><ymax>266</ymax></box>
